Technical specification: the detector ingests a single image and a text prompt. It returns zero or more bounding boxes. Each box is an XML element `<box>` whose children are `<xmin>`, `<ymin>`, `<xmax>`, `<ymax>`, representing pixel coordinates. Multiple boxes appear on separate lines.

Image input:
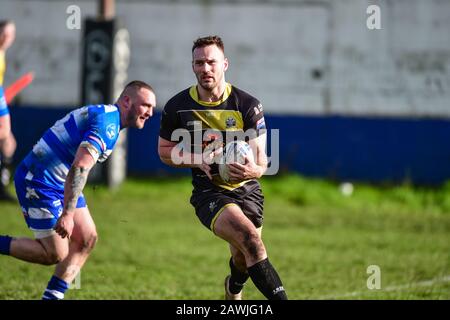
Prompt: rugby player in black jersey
<box><xmin>158</xmin><ymin>35</ymin><xmax>287</xmax><ymax>300</ymax></box>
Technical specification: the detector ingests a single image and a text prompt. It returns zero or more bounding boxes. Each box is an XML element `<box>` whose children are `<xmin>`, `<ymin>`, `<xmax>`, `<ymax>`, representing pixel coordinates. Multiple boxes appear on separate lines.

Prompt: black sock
<box><xmin>228</xmin><ymin>257</ymin><xmax>250</xmax><ymax>294</ymax></box>
<box><xmin>248</xmin><ymin>258</ymin><xmax>288</xmax><ymax>300</ymax></box>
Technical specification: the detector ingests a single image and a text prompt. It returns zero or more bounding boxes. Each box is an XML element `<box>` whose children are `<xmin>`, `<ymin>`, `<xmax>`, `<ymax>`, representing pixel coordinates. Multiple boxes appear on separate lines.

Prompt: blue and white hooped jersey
<box><xmin>22</xmin><ymin>104</ymin><xmax>121</xmax><ymax>190</ymax></box>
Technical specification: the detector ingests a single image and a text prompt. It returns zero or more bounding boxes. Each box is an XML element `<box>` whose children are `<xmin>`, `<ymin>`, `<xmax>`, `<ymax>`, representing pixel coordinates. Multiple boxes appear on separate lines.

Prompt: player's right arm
<box><xmin>159</xmin><ymin>98</ymin><xmax>219</xmax><ymax>179</ymax></box>
<box><xmin>54</xmin><ymin>146</ymin><xmax>96</xmax><ymax>239</ymax></box>
<box><xmin>158</xmin><ymin>136</ymin><xmax>214</xmax><ymax>180</ymax></box>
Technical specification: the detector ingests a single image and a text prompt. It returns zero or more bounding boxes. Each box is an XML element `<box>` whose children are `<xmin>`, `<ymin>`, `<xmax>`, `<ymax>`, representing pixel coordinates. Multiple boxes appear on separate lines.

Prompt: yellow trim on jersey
<box><xmin>211</xmin><ymin>175</ymin><xmax>250</xmax><ymax>191</ymax></box>
<box><xmin>192</xmin><ymin>110</ymin><xmax>243</xmax><ymax>131</ymax></box>
<box><xmin>189</xmin><ymin>83</ymin><xmax>232</xmax><ymax>107</ymax></box>
<box><xmin>211</xmin><ymin>203</ymin><xmax>239</xmax><ymax>234</ymax></box>
<box><xmin>0</xmin><ymin>52</ymin><xmax>5</xmax><ymax>85</ymax></box>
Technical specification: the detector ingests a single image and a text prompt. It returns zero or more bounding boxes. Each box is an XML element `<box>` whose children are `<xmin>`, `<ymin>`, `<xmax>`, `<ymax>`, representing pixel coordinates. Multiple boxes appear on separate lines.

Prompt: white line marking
<box><xmin>318</xmin><ymin>275</ymin><xmax>450</xmax><ymax>299</ymax></box>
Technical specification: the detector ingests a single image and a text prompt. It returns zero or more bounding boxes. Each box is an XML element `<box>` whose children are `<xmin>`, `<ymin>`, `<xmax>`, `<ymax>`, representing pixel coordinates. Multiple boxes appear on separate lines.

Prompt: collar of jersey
<box><xmin>189</xmin><ymin>83</ymin><xmax>232</xmax><ymax>107</ymax></box>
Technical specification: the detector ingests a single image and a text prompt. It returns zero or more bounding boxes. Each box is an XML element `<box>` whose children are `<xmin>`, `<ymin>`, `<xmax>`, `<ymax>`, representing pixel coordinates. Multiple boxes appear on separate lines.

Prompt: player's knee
<box><xmin>43</xmin><ymin>250</ymin><xmax>66</xmax><ymax>265</ymax></box>
<box><xmin>242</xmin><ymin>231</ymin><xmax>266</xmax><ymax>261</ymax></box>
<box><xmin>79</xmin><ymin>233</ymin><xmax>98</xmax><ymax>253</ymax></box>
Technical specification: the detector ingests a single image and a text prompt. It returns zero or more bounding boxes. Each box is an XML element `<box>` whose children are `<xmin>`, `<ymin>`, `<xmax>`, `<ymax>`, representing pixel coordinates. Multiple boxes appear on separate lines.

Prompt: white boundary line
<box><xmin>318</xmin><ymin>275</ymin><xmax>450</xmax><ymax>299</ymax></box>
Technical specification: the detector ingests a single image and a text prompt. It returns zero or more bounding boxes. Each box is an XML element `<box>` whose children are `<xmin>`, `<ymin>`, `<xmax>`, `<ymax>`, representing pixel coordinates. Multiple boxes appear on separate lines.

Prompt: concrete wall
<box><xmin>2</xmin><ymin>0</ymin><xmax>450</xmax><ymax>117</ymax></box>
<box><xmin>3</xmin><ymin>0</ymin><xmax>450</xmax><ymax>184</ymax></box>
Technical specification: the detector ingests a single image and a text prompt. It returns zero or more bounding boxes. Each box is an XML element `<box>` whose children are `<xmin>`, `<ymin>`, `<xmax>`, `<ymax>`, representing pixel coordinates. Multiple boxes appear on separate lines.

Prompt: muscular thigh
<box><xmin>38</xmin><ymin>233</ymin><xmax>69</xmax><ymax>259</ymax></box>
<box><xmin>34</xmin><ymin>208</ymin><xmax>96</xmax><ymax>261</ymax></box>
<box><xmin>191</xmin><ymin>187</ymin><xmax>264</xmax><ymax>233</ymax></box>
<box><xmin>213</xmin><ymin>205</ymin><xmax>259</xmax><ymax>248</ymax></box>
<box><xmin>191</xmin><ymin>190</ymin><xmax>238</xmax><ymax>232</ymax></box>
<box><xmin>71</xmin><ymin>207</ymin><xmax>97</xmax><ymax>245</ymax></box>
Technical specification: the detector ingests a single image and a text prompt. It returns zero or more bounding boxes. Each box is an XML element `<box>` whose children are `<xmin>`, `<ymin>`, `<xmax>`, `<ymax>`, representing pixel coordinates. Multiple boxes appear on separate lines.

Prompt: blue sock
<box><xmin>42</xmin><ymin>276</ymin><xmax>69</xmax><ymax>300</ymax></box>
<box><xmin>0</xmin><ymin>235</ymin><xmax>12</xmax><ymax>255</ymax></box>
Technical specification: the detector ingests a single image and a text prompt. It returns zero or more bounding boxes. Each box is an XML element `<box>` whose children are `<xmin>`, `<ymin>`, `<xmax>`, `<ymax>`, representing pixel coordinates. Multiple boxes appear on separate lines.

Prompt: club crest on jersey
<box><xmin>225</xmin><ymin>117</ymin><xmax>237</xmax><ymax>128</ymax></box>
<box><xmin>106</xmin><ymin>124</ymin><xmax>117</xmax><ymax>140</ymax></box>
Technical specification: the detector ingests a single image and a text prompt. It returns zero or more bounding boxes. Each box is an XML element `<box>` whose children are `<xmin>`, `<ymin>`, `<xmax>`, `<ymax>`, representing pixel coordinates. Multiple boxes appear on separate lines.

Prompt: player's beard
<box><xmin>127</xmin><ymin>103</ymin><xmax>144</xmax><ymax>129</ymax></box>
<box><xmin>197</xmin><ymin>72</ymin><xmax>223</xmax><ymax>92</ymax></box>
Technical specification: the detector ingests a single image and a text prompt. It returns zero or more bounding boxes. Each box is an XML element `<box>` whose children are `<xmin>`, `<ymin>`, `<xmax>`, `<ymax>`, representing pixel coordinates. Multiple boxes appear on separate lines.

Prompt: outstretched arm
<box><xmin>54</xmin><ymin>146</ymin><xmax>96</xmax><ymax>239</ymax></box>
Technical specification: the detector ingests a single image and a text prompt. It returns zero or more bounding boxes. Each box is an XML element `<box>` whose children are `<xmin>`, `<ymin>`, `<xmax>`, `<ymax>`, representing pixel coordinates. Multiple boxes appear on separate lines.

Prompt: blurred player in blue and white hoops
<box><xmin>0</xmin><ymin>81</ymin><xmax>156</xmax><ymax>300</ymax></box>
<box><xmin>0</xmin><ymin>20</ymin><xmax>17</xmax><ymax>202</ymax></box>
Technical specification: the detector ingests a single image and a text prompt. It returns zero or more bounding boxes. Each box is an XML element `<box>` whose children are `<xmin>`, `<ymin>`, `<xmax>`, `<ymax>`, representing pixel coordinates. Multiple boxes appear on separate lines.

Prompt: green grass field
<box><xmin>0</xmin><ymin>175</ymin><xmax>449</xmax><ymax>300</ymax></box>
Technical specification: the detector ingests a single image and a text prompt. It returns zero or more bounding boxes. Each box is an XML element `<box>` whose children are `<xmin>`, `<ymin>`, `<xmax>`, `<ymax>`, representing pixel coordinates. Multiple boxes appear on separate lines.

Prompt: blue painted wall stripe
<box><xmin>9</xmin><ymin>107</ymin><xmax>450</xmax><ymax>185</ymax></box>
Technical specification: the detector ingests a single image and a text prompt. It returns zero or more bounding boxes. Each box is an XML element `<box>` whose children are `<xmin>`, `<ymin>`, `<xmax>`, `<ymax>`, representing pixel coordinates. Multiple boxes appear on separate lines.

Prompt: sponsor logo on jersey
<box><xmin>253</xmin><ymin>103</ymin><xmax>263</xmax><ymax>115</ymax></box>
<box><xmin>53</xmin><ymin>200</ymin><xmax>62</xmax><ymax>207</ymax></box>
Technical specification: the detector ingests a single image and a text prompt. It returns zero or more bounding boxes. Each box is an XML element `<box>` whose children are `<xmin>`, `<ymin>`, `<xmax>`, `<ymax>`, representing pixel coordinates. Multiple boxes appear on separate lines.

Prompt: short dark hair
<box><xmin>124</xmin><ymin>80</ymin><xmax>154</xmax><ymax>93</ymax></box>
<box><xmin>192</xmin><ymin>35</ymin><xmax>224</xmax><ymax>54</ymax></box>
<box><xmin>0</xmin><ymin>20</ymin><xmax>14</xmax><ymax>33</ymax></box>
<box><xmin>119</xmin><ymin>80</ymin><xmax>154</xmax><ymax>99</ymax></box>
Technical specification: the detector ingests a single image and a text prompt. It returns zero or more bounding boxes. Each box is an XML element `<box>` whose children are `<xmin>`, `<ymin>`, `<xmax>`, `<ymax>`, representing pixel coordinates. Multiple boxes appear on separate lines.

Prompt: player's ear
<box><xmin>123</xmin><ymin>95</ymin><xmax>131</xmax><ymax>109</ymax></box>
<box><xmin>223</xmin><ymin>57</ymin><xmax>229</xmax><ymax>72</ymax></box>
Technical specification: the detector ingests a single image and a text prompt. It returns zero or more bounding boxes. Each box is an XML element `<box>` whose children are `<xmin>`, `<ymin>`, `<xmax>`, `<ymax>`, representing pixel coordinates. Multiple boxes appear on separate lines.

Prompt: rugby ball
<box><xmin>218</xmin><ymin>141</ymin><xmax>254</xmax><ymax>182</ymax></box>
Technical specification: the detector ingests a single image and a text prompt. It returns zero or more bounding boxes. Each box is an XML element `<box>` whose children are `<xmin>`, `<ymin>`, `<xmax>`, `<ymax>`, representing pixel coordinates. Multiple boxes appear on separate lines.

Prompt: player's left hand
<box><xmin>54</xmin><ymin>213</ymin><xmax>75</xmax><ymax>239</ymax></box>
<box><xmin>227</xmin><ymin>156</ymin><xmax>263</xmax><ymax>182</ymax></box>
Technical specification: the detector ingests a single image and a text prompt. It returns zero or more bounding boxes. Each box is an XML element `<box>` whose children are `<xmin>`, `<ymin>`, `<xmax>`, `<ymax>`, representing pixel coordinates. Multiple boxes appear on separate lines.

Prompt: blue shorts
<box><xmin>0</xmin><ymin>86</ymin><xmax>9</xmax><ymax>117</ymax></box>
<box><xmin>14</xmin><ymin>163</ymin><xmax>87</xmax><ymax>235</ymax></box>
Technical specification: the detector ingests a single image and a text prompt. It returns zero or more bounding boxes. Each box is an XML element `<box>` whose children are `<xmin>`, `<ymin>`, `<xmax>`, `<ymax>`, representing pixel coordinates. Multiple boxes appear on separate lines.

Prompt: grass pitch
<box><xmin>0</xmin><ymin>175</ymin><xmax>449</xmax><ymax>299</ymax></box>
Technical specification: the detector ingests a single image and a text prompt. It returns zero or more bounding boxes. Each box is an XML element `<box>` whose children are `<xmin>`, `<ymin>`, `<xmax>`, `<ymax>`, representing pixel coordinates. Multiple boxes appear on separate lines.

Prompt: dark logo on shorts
<box><xmin>209</xmin><ymin>201</ymin><xmax>217</xmax><ymax>212</ymax></box>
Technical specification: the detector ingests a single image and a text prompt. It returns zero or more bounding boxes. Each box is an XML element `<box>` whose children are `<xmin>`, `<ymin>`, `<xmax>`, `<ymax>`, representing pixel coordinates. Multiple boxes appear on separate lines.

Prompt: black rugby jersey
<box><xmin>160</xmin><ymin>83</ymin><xmax>266</xmax><ymax>192</ymax></box>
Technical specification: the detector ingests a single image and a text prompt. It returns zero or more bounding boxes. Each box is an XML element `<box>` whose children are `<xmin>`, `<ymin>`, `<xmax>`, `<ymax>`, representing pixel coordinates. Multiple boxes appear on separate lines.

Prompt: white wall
<box><xmin>2</xmin><ymin>0</ymin><xmax>450</xmax><ymax>117</ymax></box>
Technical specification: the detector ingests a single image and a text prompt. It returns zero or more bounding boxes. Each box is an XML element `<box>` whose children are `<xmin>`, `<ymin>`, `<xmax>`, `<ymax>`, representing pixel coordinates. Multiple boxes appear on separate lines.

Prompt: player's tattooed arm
<box><xmin>62</xmin><ymin>146</ymin><xmax>96</xmax><ymax>215</ymax></box>
<box><xmin>63</xmin><ymin>166</ymin><xmax>90</xmax><ymax>212</ymax></box>
<box><xmin>56</xmin><ymin>146</ymin><xmax>96</xmax><ymax>238</ymax></box>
